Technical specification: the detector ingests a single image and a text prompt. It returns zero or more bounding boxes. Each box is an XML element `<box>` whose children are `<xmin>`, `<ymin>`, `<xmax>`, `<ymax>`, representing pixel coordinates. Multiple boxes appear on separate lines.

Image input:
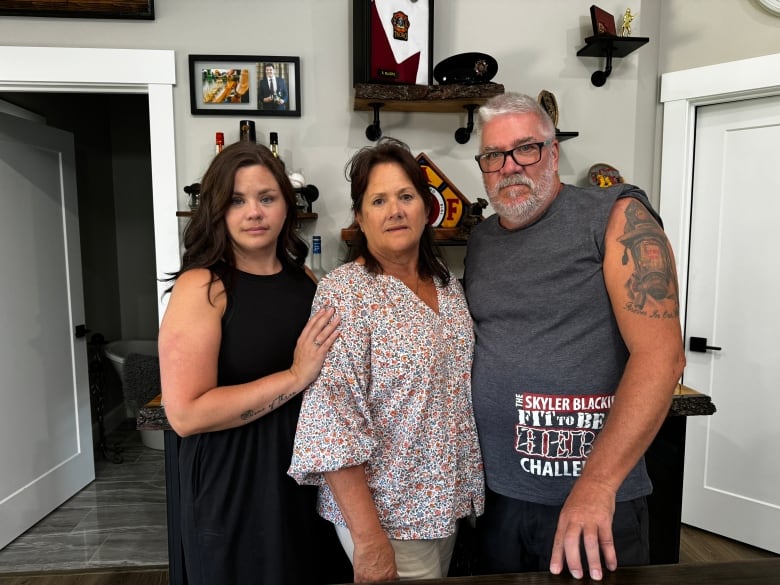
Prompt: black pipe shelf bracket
<box><xmin>365</xmin><ymin>102</ymin><xmax>384</xmax><ymax>141</ymax></box>
<box><xmin>576</xmin><ymin>35</ymin><xmax>649</xmax><ymax>87</ymax></box>
<box><xmin>363</xmin><ymin>100</ymin><xmax>483</xmax><ymax>144</ymax></box>
<box><xmin>455</xmin><ymin>104</ymin><xmax>478</xmax><ymax>144</ymax></box>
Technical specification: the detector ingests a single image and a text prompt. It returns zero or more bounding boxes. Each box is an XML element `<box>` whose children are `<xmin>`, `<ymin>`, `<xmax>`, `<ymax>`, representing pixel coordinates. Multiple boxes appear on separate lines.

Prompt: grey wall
<box><xmin>1</xmin><ymin>0</ymin><xmax>779</xmax><ymax>275</ymax></box>
<box><xmin>658</xmin><ymin>0</ymin><xmax>780</xmax><ymax>73</ymax></box>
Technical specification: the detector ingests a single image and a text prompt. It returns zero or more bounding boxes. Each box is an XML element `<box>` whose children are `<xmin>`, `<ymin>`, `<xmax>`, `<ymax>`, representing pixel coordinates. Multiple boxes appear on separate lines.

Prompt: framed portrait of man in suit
<box><xmin>189</xmin><ymin>54</ymin><xmax>301</xmax><ymax>117</ymax></box>
<box><xmin>353</xmin><ymin>0</ymin><xmax>434</xmax><ymax>85</ymax></box>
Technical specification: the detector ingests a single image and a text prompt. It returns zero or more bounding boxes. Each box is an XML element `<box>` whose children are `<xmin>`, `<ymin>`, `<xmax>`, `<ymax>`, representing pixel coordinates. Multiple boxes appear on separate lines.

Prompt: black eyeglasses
<box><xmin>474</xmin><ymin>139</ymin><xmax>553</xmax><ymax>173</ymax></box>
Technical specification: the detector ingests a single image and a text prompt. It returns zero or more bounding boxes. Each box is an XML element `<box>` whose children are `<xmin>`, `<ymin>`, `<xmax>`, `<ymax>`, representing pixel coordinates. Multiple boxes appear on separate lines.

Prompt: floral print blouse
<box><xmin>289</xmin><ymin>261</ymin><xmax>485</xmax><ymax>540</ymax></box>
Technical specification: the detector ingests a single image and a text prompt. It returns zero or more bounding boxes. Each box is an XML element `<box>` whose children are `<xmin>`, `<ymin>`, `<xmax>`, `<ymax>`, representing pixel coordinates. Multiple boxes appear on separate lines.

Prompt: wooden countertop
<box><xmin>137</xmin><ymin>393</ymin><xmax>167</xmax><ymax>431</ymax></box>
<box><xmin>669</xmin><ymin>383</ymin><xmax>716</xmax><ymax>416</ymax></box>
<box><xmin>348</xmin><ymin>558</ymin><xmax>780</xmax><ymax>585</ymax></box>
<box><xmin>137</xmin><ymin>384</ymin><xmax>715</xmax><ymax>432</ymax></box>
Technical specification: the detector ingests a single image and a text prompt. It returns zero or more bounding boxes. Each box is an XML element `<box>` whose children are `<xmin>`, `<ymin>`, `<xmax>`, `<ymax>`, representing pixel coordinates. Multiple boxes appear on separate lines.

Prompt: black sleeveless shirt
<box><xmin>178</xmin><ymin>263</ymin><xmax>350</xmax><ymax>585</ymax></box>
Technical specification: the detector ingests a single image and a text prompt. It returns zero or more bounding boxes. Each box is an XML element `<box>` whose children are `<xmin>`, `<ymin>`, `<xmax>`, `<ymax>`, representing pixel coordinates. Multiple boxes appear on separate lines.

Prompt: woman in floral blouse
<box><xmin>289</xmin><ymin>138</ymin><xmax>484</xmax><ymax>582</ymax></box>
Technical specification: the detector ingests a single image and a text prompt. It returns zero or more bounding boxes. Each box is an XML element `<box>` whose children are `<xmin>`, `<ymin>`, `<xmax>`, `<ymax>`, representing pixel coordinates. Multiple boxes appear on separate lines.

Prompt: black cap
<box><xmin>434</xmin><ymin>52</ymin><xmax>498</xmax><ymax>85</ymax></box>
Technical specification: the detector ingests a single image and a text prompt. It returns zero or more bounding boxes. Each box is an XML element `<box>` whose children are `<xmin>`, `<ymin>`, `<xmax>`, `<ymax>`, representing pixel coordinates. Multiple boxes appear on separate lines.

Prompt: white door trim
<box><xmin>0</xmin><ymin>46</ymin><xmax>179</xmax><ymax>323</ymax></box>
<box><xmin>659</xmin><ymin>52</ymin><xmax>780</xmax><ymax>320</ymax></box>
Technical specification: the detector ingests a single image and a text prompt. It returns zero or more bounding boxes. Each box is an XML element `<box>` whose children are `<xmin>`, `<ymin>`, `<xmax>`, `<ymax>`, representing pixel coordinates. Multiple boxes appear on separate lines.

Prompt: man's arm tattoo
<box><xmin>617</xmin><ymin>199</ymin><xmax>680</xmax><ymax>318</ymax></box>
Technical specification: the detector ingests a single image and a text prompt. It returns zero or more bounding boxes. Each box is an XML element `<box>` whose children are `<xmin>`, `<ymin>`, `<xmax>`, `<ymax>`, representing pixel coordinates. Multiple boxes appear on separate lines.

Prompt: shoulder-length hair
<box><xmin>165</xmin><ymin>140</ymin><xmax>306</xmax><ymax>295</ymax></box>
<box><xmin>344</xmin><ymin>137</ymin><xmax>449</xmax><ymax>286</ymax></box>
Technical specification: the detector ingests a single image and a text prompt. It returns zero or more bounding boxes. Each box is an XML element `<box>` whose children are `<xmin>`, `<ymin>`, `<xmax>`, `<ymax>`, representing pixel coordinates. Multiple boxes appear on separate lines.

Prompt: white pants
<box><xmin>334</xmin><ymin>524</ymin><xmax>457</xmax><ymax>580</ymax></box>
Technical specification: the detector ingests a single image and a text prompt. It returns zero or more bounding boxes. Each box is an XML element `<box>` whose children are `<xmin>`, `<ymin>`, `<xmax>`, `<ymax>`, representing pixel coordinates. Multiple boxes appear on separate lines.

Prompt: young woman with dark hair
<box><xmin>159</xmin><ymin>141</ymin><xmax>350</xmax><ymax>585</ymax></box>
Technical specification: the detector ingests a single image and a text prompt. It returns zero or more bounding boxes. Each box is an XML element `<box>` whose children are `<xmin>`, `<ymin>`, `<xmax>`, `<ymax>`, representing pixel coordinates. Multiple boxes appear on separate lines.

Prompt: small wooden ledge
<box><xmin>137</xmin><ymin>384</ymin><xmax>715</xmax><ymax>433</ymax></box>
<box><xmin>137</xmin><ymin>393</ymin><xmax>169</xmax><ymax>431</ymax></box>
<box><xmin>353</xmin><ymin>82</ymin><xmax>505</xmax><ymax>113</ymax></box>
<box><xmin>669</xmin><ymin>384</ymin><xmax>716</xmax><ymax>417</ymax></box>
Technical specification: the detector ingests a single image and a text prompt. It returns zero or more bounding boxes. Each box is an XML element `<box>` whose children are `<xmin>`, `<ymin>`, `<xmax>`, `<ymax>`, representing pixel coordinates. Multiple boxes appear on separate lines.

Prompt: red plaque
<box><xmin>590</xmin><ymin>5</ymin><xmax>617</xmax><ymax>36</ymax></box>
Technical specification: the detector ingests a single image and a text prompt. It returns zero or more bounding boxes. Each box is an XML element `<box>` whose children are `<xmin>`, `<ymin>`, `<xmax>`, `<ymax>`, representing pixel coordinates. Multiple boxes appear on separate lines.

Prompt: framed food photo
<box><xmin>0</xmin><ymin>0</ymin><xmax>154</xmax><ymax>19</ymax></box>
<box><xmin>188</xmin><ymin>55</ymin><xmax>301</xmax><ymax>117</ymax></box>
<box><xmin>353</xmin><ymin>0</ymin><xmax>434</xmax><ymax>85</ymax></box>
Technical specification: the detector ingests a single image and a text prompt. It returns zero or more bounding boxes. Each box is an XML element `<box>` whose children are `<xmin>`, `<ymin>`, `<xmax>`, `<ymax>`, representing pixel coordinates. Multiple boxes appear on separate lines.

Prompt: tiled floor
<box><xmin>2</xmin><ymin>423</ymin><xmax>776</xmax><ymax>575</ymax></box>
<box><xmin>0</xmin><ymin>422</ymin><xmax>168</xmax><ymax>573</ymax></box>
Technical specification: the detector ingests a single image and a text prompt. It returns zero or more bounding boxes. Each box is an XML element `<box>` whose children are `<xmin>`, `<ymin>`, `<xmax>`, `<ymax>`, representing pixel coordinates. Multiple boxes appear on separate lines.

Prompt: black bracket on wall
<box><xmin>455</xmin><ymin>104</ymin><xmax>478</xmax><ymax>144</ymax></box>
<box><xmin>365</xmin><ymin>102</ymin><xmax>384</xmax><ymax>141</ymax></box>
<box><xmin>576</xmin><ymin>35</ymin><xmax>649</xmax><ymax>87</ymax></box>
<box><xmin>364</xmin><ymin>101</ymin><xmax>483</xmax><ymax>144</ymax></box>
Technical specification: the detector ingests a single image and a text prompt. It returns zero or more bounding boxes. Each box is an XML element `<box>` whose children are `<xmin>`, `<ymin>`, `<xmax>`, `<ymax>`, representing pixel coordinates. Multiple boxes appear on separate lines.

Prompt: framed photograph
<box><xmin>0</xmin><ymin>0</ymin><xmax>154</xmax><ymax>19</ymax></box>
<box><xmin>590</xmin><ymin>5</ymin><xmax>617</xmax><ymax>36</ymax></box>
<box><xmin>188</xmin><ymin>55</ymin><xmax>301</xmax><ymax>117</ymax></box>
<box><xmin>353</xmin><ymin>0</ymin><xmax>434</xmax><ymax>86</ymax></box>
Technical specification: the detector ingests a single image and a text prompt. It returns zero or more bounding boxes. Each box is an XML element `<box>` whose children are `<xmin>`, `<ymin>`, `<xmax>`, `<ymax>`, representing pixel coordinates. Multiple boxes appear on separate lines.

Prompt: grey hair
<box><xmin>476</xmin><ymin>92</ymin><xmax>555</xmax><ymax>139</ymax></box>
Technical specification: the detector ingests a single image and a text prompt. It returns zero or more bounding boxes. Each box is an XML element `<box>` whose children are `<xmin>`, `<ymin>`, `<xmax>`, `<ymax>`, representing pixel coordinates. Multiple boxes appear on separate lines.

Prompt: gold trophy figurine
<box><xmin>621</xmin><ymin>8</ymin><xmax>635</xmax><ymax>37</ymax></box>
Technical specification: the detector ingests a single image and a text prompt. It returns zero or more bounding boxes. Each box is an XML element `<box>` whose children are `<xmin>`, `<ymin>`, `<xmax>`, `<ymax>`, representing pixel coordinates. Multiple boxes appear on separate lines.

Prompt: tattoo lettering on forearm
<box><xmin>618</xmin><ymin>200</ymin><xmax>680</xmax><ymax>317</ymax></box>
<box><xmin>239</xmin><ymin>392</ymin><xmax>296</xmax><ymax>421</ymax></box>
<box><xmin>267</xmin><ymin>392</ymin><xmax>295</xmax><ymax>412</ymax></box>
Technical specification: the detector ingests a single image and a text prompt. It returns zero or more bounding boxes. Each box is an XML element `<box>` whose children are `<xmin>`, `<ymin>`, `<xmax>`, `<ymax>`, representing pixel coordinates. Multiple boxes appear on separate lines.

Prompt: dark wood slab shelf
<box><xmin>353</xmin><ymin>82</ymin><xmax>505</xmax><ymax>113</ymax></box>
<box><xmin>669</xmin><ymin>383</ymin><xmax>716</xmax><ymax>416</ymax></box>
<box><xmin>177</xmin><ymin>210</ymin><xmax>318</xmax><ymax>220</ymax></box>
<box><xmin>341</xmin><ymin>227</ymin><xmax>469</xmax><ymax>247</ymax></box>
<box><xmin>140</xmin><ymin>384</ymin><xmax>714</xmax><ymax>433</ymax></box>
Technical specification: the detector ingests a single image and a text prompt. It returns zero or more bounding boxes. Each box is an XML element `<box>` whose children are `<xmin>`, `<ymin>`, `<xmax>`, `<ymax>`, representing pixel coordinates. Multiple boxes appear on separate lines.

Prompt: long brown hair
<box><xmin>165</xmin><ymin>141</ymin><xmax>306</xmax><ymax>295</ymax></box>
<box><xmin>344</xmin><ymin>137</ymin><xmax>450</xmax><ymax>285</ymax></box>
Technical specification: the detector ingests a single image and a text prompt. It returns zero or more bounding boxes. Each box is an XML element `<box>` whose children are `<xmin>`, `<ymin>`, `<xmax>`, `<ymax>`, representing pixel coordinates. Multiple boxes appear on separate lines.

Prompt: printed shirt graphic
<box><xmin>515</xmin><ymin>391</ymin><xmax>614</xmax><ymax>478</ymax></box>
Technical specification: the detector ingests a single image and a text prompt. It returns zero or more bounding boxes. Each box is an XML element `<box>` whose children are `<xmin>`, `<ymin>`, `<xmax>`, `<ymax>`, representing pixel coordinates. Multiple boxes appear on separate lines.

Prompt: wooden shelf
<box><xmin>352</xmin><ymin>82</ymin><xmax>580</xmax><ymax>144</ymax></box>
<box><xmin>556</xmin><ymin>131</ymin><xmax>579</xmax><ymax>141</ymax></box>
<box><xmin>353</xmin><ymin>82</ymin><xmax>505</xmax><ymax>113</ymax></box>
<box><xmin>576</xmin><ymin>35</ymin><xmax>649</xmax><ymax>58</ymax></box>
<box><xmin>576</xmin><ymin>35</ymin><xmax>649</xmax><ymax>87</ymax></box>
<box><xmin>354</xmin><ymin>82</ymin><xmax>506</xmax><ymax>143</ymax></box>
<box><xmin>341</xmin><ymin>226</ymin><xmax>468</xmax><ymax>247</ymax></box>
<box><xmin>177</xmin><ymin>210</ymin><xmax>318</xmax><ymax>220</ymax></box>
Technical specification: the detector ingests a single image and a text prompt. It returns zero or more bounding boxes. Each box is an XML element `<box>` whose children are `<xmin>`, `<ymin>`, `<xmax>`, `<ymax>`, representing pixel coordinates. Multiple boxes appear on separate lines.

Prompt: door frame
<box><xmin>658</xmin><ymin>52</ymin><xmax>780</xmax><ymax>321</ymax></box>
<box><xmin>0</xmin><ymin>46</ymin><xmax>179</xmax><ymax>323</ymax></box>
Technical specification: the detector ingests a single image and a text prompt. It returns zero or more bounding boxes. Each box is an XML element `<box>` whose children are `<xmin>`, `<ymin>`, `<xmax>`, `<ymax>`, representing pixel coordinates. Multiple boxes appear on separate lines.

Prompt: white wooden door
<box><xmin>0</xmin><ymin>111</ymin><xmax>94</xmax><ymax>549</ymax></box>
<box><xmin>682</xmin><ymin>95</ymin><xmax>780</xmax><ymax>553</ymax></box>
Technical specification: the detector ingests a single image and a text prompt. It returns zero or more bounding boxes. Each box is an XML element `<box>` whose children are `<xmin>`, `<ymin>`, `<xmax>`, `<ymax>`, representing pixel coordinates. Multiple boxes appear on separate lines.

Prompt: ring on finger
<box><xmin>313</xmin><ymin>340</ymin><xmax>322</xmax><ymax>346</ymax></box>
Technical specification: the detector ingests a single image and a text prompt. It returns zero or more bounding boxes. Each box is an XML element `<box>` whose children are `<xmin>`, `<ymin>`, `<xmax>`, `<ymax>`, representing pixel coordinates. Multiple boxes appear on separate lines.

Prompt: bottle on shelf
<box><xmin>215</xmin><ymin>132</ymin><xmax>224</xmax><ymax>154</ymax></box>
<box><xmin>310</xmin><ymin>235</ymin><xmax>326</xmax><ymax>280</ymax></box>
<box><xmin>239</xmin><ymin>119</ymin><xmax>256</xmax><ymax>142</ymax></box>
<box><xmin>269</xmin><ymin>131</ymin><xmax>280</xmax><ymax>159</ymax></box>
<box><xmin>271</xmin><ymin>132</ymin><xmax>304</xmax><ymax>211</ymax></box>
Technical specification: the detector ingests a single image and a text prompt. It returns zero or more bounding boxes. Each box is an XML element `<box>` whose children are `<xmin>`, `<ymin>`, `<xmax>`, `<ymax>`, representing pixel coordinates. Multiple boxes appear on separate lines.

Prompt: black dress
<box><xmin>178</xmin><ymin>263</ymin><xmax>351</xmax><ymax>585</ymax></box>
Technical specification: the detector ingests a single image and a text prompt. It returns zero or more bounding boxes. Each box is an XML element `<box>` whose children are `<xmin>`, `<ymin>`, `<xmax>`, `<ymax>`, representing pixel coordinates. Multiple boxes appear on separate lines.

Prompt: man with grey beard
<box><xmin>463</xmin><ymin>93</ymin><xmax>686</xmax><ymax>581</ymax></box>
